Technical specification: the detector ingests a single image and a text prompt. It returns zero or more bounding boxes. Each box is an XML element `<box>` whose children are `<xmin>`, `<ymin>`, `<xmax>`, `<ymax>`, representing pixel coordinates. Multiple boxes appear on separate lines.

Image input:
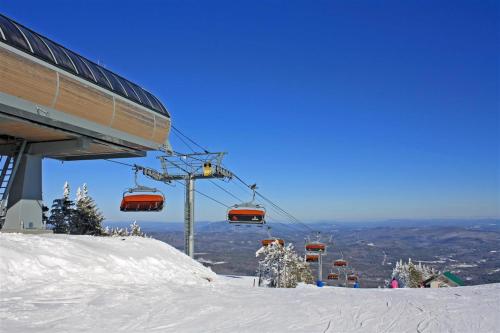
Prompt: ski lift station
<box><xmin>0</xmin><ymin>14</ymin><xmax>171</xmax><ymax>233</ymax></box>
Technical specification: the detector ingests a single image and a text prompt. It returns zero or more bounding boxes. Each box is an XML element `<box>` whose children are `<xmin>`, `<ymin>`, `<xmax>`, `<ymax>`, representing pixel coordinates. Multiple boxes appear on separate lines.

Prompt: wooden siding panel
<box><xmin>0</xmin><ymin>47</ymin><xmax>167</xmax><ymax>148</ymax></box>
<box><xmin>112</xmin><ymin>100</ymin><xmax>155</xmax><ymax>141</ymax></box>
<box><xmin>152</xmin><ymin>115</ymin><xmax>170</xmax><ymax>145</ymax></box>
<box><xmin>0</xmin><ymin>48</ymin><xmax>57</xmax><ymax>107</ymax></box>
<box><xmin>55</xmin><ymin>75</ymin><xmax>113</xmax><ymax>126</ymax></box>
<box><xmin>0</xmin><ymin>119</ymin><xmax>72</xmax><ymax>141</ymax></box>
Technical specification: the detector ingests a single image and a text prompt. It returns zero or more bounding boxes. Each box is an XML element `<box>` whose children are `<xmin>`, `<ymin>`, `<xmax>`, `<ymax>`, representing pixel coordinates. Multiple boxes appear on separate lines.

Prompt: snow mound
<box><xmin>1</xmin><ymin>233</ymin><xmax>499</xmax><ymax>332</ymax></box>
<box><xmin>0</xmin><ymin>233</ymin><xmax>215</xmax><ymax>293</ymax></box>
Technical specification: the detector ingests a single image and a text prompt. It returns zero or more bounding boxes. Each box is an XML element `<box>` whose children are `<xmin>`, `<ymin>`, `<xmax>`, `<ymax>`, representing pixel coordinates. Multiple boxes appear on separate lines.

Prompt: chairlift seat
<box><xmin>227</xmin><ymin>185</ymin><xmax>265</xmax><ymax>225</ymax></box>
<box><xmin>306</xmin><ymin>254</ymin><xmax>319</xmax><ymax>262</ymax></box>
<box><xmin>305</xmin><ymin>242</ymin><xmax>326</xmax><ymax>252</ymax></box>
<box><xmin>334</xmin><ymin>259</ymin><xmax>348</xmax><ymax>267</ymax></box>
<box><xmin>227</xmin><ymin>206</ymin><xmax>265</xmax><ymax>225</ymax></box>
<box><xmin>261</xmin><ymin>238</ymin><xmax>285</xmax><ymax>247</ymax></box>
<box><xmin>120</xmin><ymin>194</ymin><xmax>164</xmax><ymax>212</ymax></box>
<box><xmin>327</xmin><ymin>273</ymin><xmax>339</xmax><ymax>280</ymax></box>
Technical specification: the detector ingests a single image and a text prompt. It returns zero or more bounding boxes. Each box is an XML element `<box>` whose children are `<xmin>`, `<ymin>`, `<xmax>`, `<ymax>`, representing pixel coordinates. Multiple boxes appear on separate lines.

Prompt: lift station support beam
<box><xmin>0</xmin><ymin>138</ymin><xmax>133</xmax><ymax>233</ymax></box>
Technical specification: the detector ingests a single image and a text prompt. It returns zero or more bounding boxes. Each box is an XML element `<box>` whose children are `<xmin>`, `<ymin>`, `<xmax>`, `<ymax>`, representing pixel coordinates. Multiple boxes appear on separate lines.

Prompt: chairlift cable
<box><xmin>170</xmin><ymin>127</ymin><xmax>309</xmax><ymax>230</ymax></box>
<box><xmin>172</xmin><ymin>180</ymin><xmax>229</xmax><ymax>208</ymax></box>
<box><xmin>171</xmin><ymin>125</ymin><xmax>210</xmax><ymax>153</ymax></box>
<box><xmin>264</xmin><ymin>214</ymin><xmax>307</xmax><ymax>234</ymax></box>
<box><xmin>107</xmin><ymin>126</ymin><xmax>318</xmax><ymax>234</ymax></box>
<box><xmin>171</xmin><ymin>129</ymin><xmax>197</xmax><ymax>153</ymax></box>
<box><xmin>227</xmin><ymin>170</ymin><xmax>315</xmax><ymax>233</ymax></box>
<box><xmin>105</xmin><ymin>158</ymin><xmax>230</xmax><ymax>208</ymax></box>
<box><xmin>253</xmin><ymin>190</ymin><xmax>314</xmax><ymax>232</ymax></box>
<box><xmin>104</xmin><ymin>159</ymin><xmax>135</xmax><ymax>167</ymax></box>
<box><xmin>208</xmin><ymin>180</ymin><xmax>244</xmax><ymax>202</ymax></box>
<box><xmin>192</xmin><ymin>188</ymin><xmax>230</xmax><ymax>208</ymax></box>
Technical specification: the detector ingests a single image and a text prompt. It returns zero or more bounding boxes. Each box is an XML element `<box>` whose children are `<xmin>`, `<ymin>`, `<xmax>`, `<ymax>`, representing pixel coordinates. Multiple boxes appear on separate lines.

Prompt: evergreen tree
<box><xmin>47</xmin><ymin>182</ymin><xmax>74</xmax><ymax>233</ymax></box>
<box><xmin>110</xmin><ymin>227</ymin><xmax>129</xmax><ymax>237</ymax></box>
<box><xmin>70</xmin><ymin>183</ymin><xmax>104</xmax><ymax>235</ymax></box>
<box><xmin>391</xmin><ymin>258</ymin><xmax>436</xmax><ymax>288</ymax></box>
<box><xmin>408</xmin><ymin>261</ymin><xmax>423</xmax><ymax>288</ymax></box>
<box><xmin>101</xmin><ymin>226</ymin><xmax>111</xmax><ymax>236</ymax></box>
<box><xmin>256</xmin><ymin>241</ymin><xmax>313</xmax><ymax>288</ymax></box>
<box><xmin>41</xmin><ymin>204</ymin><xmax>49</xmax><ymax>227</ymax></box>
<box><xmin>129</xmin><ymin>221</ymin><xmax>145</xmax><ymax>237</ymax></box>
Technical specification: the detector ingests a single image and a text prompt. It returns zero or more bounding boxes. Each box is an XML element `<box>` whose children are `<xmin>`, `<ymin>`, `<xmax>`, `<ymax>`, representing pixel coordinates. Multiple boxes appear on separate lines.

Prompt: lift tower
<box><xmin>136</xmin><ymin>152</ymin><xmax>233</xmax><ymax>258</ymax></box>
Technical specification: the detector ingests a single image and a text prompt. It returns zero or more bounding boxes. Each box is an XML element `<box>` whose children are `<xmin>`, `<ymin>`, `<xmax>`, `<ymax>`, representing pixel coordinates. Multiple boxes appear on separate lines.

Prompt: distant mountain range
<box><xmin>105</xmin><ymin>218</ymin><xmax>499</xmax><ymax>233</ymax></box>
<box><xmin>105</xmin><ymin>219</ymin><xmax>500</xmax><ymax>288</ymax></box>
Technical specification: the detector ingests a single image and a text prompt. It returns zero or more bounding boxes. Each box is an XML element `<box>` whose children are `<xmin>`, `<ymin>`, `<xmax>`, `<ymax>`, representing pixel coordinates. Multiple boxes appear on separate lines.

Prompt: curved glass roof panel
<box><xmin>15</xmin><ymin>25</ymin><xmax>55</xmax><ymax>63</ymax></box>
<box><xmin>116</xmin><ymin>77</ymin><xmax>141</xmax><ymax>103</ymax></box>
<box><xmin>147</xmin><ymin>92</ymin><xmax>169</xmax><ymax>114</ymax></box>
<box><xmin>130</xmin><ymin>83</ymin><xmax>154</xmax><ymax>109</ymax></box>
<box><xmin>38</xmin><ymin>36</ymin><xmax>76</xmax><ymax>73</ymax></box>
<box><xmin>80</xmin><ymin>58</ymin><xmax>112</xmax><ymax>90</ymax></box>
<box><xmin>0</xmin><ymin>13</ymin><xmax>169</xmax><ymax>117</ymax></box>
<box><xmin>0</xmin><ymin>15</ymin><xmax>30</xmax><ymax>51</ymax></box>
<box><xmin>143</xmin><ymin>90</ymin><xmax>165</xmax><ymax>114</ymax></box>
<box><xmin>99</xmin><ymin>68</ymin><xmax>127</xmax><ymax>97</ymax></box>
<box><xmin>65</xmin><ymin>49</ymin><xmax>96</xmax><ymax>82</ymax></box>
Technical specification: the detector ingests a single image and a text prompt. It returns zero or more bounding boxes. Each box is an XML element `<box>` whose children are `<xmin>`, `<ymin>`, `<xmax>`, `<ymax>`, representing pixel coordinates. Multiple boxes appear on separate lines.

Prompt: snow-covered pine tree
<box><xmin>41</xmin><ymin>204</ymin><xmax>49</xmax><ymax>228</ymax></box>
<box><xmin>129</xmin><ymin>221</ymin><xmax>145</xmax><ymax>237</ymax></box>
<box><xmin>418</xmin><ymin>261</ymin><xmax>436</xmax><ymax>281</ymax></box>
<box><xmin>391</xmin><ymin>258</ymin><xmax>436</xmax><ymax>288</ymax></box>
<box><xmin>256</xmin><ymin>241</ymin><xmax>313</xmax><ymax>288</ymax></box>
<box><xmin>70</xmin><ymin>183</ymin><xmax>104</xmax><ymax>235</ymax></box>
<box><xmin>408</xmin><ymin>260</ymin><xmax>422</xmax><ymax>288</ymax></box>
<box><xmin>76</xmin><ymin>186</ymin><xmax>83</xmax><ymax>204</ymax></box>
<box><xmin>47</xmin><ymin>182</ymin><xmax>74</xmax><ymax>233</ymax></box>
<box><xmin>110</xmin><ymin>227</ymin><xmax>129</xmax><ymax>237</ymax></box>
<box><xmin>256</xmin><ymin>242</ymin><xmax>279</xmax><ymax>287</ymax></box>
<box><xmin>101</xmin><ymin>226</ymin><xmax>111</xmax><ymax>236</ymax></box>
<box><xmin>279</xmin><ymin>243</ymin><xmax>314</xmax><ymax>287</ymax></box>
<box><xmin>295</xmin><ymin>257</ymin><xmax>315</xmax><ymax>285</ymax></box>
<box><xmin>392</xmin><ymin>259</ymin><xmax>410</xmax><ymax>287</ymax></box>
<box><xmin>63</xmin><ymin>181</ymin><xmax>70</xmax><ymax>199</ymax></box>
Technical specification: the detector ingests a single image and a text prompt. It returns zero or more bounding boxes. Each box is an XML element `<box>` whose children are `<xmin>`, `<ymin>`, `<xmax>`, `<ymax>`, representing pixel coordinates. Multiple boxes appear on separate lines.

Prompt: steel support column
<box><xmin>318</xmin><ymin>253</ymin><xmax>323</xmax><ymax>282</ymax></box>
<box><xmin>184</xmin><ymin>175</ymin><xmax>195</xmax><ymax>258</ymax></box>
<box><xmin>2</xmin><ymin>152</ymin><xmax>48</xmax><ymax>233</ymax></box>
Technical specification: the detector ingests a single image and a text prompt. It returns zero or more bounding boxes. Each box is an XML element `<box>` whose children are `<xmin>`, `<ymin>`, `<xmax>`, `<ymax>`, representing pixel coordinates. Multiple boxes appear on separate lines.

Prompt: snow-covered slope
<box><xmin>0</xmin><ymin>233</ymin><xmax>215</xmax><ymax>293</ymax></box>
<box><xmin>1</xmin><ymin>233</ymin><xmax>499</xmax><ymax>332</ymax></box>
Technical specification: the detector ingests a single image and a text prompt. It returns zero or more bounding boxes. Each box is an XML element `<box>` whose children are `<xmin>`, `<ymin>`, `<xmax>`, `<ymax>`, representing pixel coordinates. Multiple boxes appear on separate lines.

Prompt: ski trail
<box><xmin>322</xmin><ymin>320</ymin><xmax>332</xmax><ymax>333</ymax></box>
<box><xmin>379</xmin><ymin>297</ymin><xmax>409</xmax><ymax>332</ymax></box>
<box><xmin>408</xmin><ymin>300</ymin><xmax>431</xmax><ymax>333</ymax></box>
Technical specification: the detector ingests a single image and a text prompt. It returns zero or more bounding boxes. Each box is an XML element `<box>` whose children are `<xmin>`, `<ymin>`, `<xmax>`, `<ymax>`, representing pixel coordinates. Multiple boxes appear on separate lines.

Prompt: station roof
<box><xmin>0</xmin><ymin>13</ymin><xmax>169</xmax><ymax>117</ymax></box>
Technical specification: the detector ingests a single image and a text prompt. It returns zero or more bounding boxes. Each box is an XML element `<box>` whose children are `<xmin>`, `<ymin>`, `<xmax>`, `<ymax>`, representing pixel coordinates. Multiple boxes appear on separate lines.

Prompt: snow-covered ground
<box><xmin>1</xmin><ymin>234</ymin><xmax>499</xmax><ymax>332</ymax></box>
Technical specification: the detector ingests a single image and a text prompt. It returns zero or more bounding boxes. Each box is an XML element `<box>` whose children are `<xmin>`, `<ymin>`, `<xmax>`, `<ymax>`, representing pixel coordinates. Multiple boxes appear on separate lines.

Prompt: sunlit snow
<box><xmin>1</xmin><ymin>234</ymin><xmax>499</xmax><ymax>332</ymax></box>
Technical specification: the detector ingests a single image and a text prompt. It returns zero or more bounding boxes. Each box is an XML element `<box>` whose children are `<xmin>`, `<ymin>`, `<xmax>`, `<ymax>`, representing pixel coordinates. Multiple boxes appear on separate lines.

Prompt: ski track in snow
<box><xmin>1</xmin><ymin>234</ymin><xmax>500</xmax><ymax>333</ymax></box>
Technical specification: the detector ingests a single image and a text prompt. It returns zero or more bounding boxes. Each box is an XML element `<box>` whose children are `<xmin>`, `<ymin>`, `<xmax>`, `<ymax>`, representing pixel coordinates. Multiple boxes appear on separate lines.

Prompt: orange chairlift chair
<box><xmin>334</xmin><ymin>259</ymin><xmax>348</xmax><ymax>267</ymax></box>
<box><xmin>305</xmin><ymin>232</ymin><xmax>327</xmax><ymax>253</ymax></box>
<box><xmin>306</xmin><ymin>253</ymin><xmax>320</xmax><ymax>262</ymax></box>
<box><xmin>120</xmin><ymin>169</ymin><xmax>165</xmax><ymax>212</ymax></box>
<box><xmin>261</xmin><ymin>226</ymin><xmax>285</xmax><ymax>247</ymax></box>
<box><xmin>227</xmin><ymin>184</ymin><xmax>265</xmax><ymax>225</ymax></box>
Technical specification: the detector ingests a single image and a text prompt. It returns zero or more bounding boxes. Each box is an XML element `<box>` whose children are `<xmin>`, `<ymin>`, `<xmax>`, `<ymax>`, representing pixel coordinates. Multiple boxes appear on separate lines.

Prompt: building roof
<box><xmin>443</xmin><ymin>271</ymin><xmax>465</xmax><ymax>286</ymax></box>
<box><xmin>0</xmin><ymin>13</ymin><xmax>169</xmax><ymax>117</ymax></box>
<box><xmin>424</xmin><ymin>272</ymin><xmax>465</xmax><ymax>287</ymax></box>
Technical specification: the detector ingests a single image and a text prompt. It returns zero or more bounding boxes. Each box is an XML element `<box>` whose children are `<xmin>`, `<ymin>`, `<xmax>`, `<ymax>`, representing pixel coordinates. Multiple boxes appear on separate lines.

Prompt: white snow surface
<box><xmin>1</xmin><ymin>234</ymin><xmax>500</xmax><ymax>333</ymax></box>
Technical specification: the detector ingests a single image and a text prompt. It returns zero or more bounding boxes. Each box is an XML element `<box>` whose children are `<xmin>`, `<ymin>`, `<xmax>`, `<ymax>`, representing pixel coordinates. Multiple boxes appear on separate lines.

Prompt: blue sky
<box><xmin>2</xmin><ymin>0</ymin><xmax>498</xmax><ymax>222</ymax></box>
